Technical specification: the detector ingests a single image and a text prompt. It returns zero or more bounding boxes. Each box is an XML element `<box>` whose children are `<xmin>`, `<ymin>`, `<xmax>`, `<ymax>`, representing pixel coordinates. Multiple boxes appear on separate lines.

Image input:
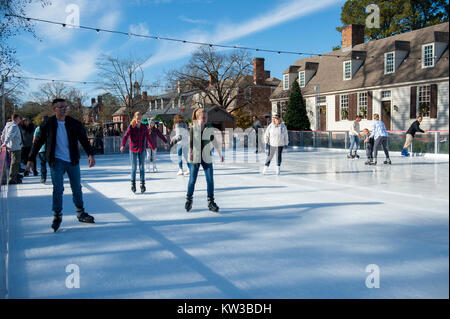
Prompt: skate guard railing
<box><xmin>0</xmin><ymin>145</ymin><xmax>8</xmax><ymax>298</ymax></box>
<box><xmin>286</xmin><ymin>130</ymin><xmax>449</xmax><ymax>155</ymax></box>
<box><xmin>81</xmin><ymin>130</ymin><xmax>449</xmax><ymax>156</ymax></box>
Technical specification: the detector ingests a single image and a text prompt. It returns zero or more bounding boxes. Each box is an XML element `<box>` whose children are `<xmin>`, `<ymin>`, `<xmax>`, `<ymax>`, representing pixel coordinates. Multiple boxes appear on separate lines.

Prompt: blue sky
<box><xmin>11</xmin><ymin>0</ymin><xmax>346</xmax><ymax>102</ymax></box>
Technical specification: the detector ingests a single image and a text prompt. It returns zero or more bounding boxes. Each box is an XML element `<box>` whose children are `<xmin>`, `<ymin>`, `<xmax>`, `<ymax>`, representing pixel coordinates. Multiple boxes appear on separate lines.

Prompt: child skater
<box><xmin>262</xmin><ymin>113</ymin><xmax>289</xmax><ymax>175</ymax></box>
<box><xmin>146</xmin><ymin>119</ymin><xmax>168</xmax><ymax>172</ymax></box>
<box><xmin>120</xmin><ymin>112</ymin><xmax>155</xmax><ymax>193</ymax></box>
<box><xmin>185</xmin><ymin>108</ymin><xmax>224</xmax><ymax>213</ymax></box>
<box><xmin>362</xmin><ymin>128</ymin><xmax>375</xmax><ymax>165</ymax></box>
<box><xmin>171</xmin><ymin>114</ymin><xmax>189</xmax><ymax>176</ymax></box>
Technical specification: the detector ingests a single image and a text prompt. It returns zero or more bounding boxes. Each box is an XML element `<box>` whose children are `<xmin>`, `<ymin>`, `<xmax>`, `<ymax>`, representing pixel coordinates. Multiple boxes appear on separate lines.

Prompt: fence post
<box><xmin>313</xmin><ymin>131</ymin><xmax>317</xmax><ymax>148</ymax></box>
<box><xmin>344</xmin><ymin>132</ymin><xmax>348</xmax><ymax>149</ymax></box>
<box><xmin>435</xmin><ymin>131</ymin><xmax>440</xmax><ymax>154</ymax></box>
<box><xmin>328</xmin><ymin>131</ymin><xmax>332</xmax><ymax>148</ymax></box>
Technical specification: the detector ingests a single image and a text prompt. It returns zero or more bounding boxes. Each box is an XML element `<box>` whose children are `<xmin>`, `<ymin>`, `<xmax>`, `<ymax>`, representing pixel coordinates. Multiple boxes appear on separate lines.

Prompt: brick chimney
<box><xmin>142</xmin><ymin>91</ymin><xmax>148</xmax><ymax>100</ymax></box>
<box><xmin>253</xmin><ymin>57</ymin><xmax>265</xmax><ymax>85</ymax></box>
<box><xmin>91</xmin><ymin>98</ymin><xmax>96</xmax><ymax>106</ymax></box>
<box><xmin>342</xmin><ymin>24</ymin><xmax>365</xmax><ymax>49</ymax></box>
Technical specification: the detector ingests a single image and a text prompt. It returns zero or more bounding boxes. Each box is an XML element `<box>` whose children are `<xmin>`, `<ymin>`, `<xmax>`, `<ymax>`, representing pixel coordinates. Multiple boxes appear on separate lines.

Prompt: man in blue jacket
<box><xmin>401</xmin><ymin>116</ymin><xmax>425</xmax><ymax>157</ymax></box>
<box><xmin>27</xmin><ymin>98</ymin><xmax>96</xmax><ymax>232</ymax></box>
<box><xmin>365</xmin><ymin>113</ymin><xmax>391</xmax><ymax>165</ymax></box>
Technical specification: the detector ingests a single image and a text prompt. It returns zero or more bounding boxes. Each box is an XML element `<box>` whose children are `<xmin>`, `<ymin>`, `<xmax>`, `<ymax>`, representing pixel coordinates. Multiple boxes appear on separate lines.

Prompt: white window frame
<box><xmin>299</xmin><ymin>71</ymin><xmax>306</xmax><ymax>87</ymax></box>
<box><xmin>422</xmin><ymin>43</ymin><xmax>434</xmax><ymax>68</ymax></box>
<box><xmin>417</xmin><ymin>85</ymin><xmax>431</xmax><ymax>118</ymax></box>
<box><xmin>340</xmin><ymin>94</ymin><xmax>349</xmax><ymax>120</ymax></box>
<box><xmin>343</xmin><ymin>61</ymin><xmax>352</xmax><ymax>80</ymax></box>
<box><xmin>384</xmin><ymin>52</ymin><xmax>395</xmax><ymax>74</ymax></box>
<box><xmin>358</xmin><ymin>92</ymin><xmax>368</xmax><ymax>119</ymax></box>
<box><xmin>283</xmin><ymin>74</ymin><xmax>289</xmax><ymax>90</ymax></box>
<box><xmin>381</xmin><ymin>90</ymin><xmax>391</xmax><ymax>99</ymax></box>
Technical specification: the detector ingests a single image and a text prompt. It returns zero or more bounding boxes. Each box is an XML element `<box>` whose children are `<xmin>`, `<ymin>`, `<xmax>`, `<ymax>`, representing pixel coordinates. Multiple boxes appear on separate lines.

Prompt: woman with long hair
<box><xmin>262</xmin><ymin>113</ymin><xmax>289</xmax><ymax>175</ymax></box>
<box><xmin>120</xmin><ymin>112</ymin><xmax>155</xmax><ymax>193</ymax></box>
<box><xmin>185</xmin><ymin>108</ymin><xmax>224</xmax><ymax>213</ymax></box>
<box><xmin>171</xmin><ymin>114</ymin><xmax>189</xmax><ymax>176</ymax></box>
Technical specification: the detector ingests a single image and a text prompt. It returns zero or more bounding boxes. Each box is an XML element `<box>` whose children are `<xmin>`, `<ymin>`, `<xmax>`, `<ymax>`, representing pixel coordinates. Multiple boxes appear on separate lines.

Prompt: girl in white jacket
<box><xmin>263</xmin><ymin>114</ymin><xmax>289</xmax><ymax>175</ymax></box>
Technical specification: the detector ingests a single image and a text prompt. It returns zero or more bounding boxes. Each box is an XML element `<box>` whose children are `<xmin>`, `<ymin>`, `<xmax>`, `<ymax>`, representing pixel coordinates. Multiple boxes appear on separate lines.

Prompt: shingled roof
<box><xmin>271</xmin><ymin>22</ymin><xmax>449</xmax><ymax>100</ymax></box>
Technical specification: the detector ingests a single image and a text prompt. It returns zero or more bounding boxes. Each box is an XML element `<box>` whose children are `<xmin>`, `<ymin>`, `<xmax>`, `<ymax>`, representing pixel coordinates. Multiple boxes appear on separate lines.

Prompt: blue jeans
<box><xmin>177</xmin><ymin>145</ymin><xmax>184</xmax><ymax>169</ymax></box>
<box><xmin>349</xmin><ymin>135</ymin><xmax>359</xmax><ymax>153</ymax></box>
<box><xmin>130</xmin><ymin>151</ymin><xmax>145</xmax><ymax>182</ymax></box>
<box><xmin>50</xmin><ymin>158</ymin><xmax>83</xmax><ymax>213</ymax></box>
<box><xmin>38</xmin><ymin>152</ymin><xmax>47</xmax><ymax>179</ymax></box>
<box><xmin>187</xmin><ymin>161</ymin><xmax>214</xmax><ymax>197</ymax></box>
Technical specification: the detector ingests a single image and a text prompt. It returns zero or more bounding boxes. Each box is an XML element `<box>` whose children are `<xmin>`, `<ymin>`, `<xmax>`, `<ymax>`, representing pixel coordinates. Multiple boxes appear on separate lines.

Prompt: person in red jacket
<box><xmin>120</xmin><ymin>112</ymin><xmax>155</xmax><ymax>193</ymax></box>
<box><xmin>146</xmin><ymin>119</ymin><xmax>168</xmax><ymax>173</ymax></box>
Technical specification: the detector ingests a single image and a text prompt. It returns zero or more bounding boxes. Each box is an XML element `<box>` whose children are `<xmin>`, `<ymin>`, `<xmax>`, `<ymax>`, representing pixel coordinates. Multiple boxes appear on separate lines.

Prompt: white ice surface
<box><xmin>5</xmin><ymin>149</ymin><xmax>449</xmax><ymax>298</ymax></box>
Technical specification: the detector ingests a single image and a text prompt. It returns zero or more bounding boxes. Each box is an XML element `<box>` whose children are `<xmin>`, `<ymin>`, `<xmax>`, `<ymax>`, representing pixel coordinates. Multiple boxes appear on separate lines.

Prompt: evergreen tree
<box><xmin>284</xmin><ymin>80</ymin><xmax>310</xmax><ymax>131</ymax></box>
<box><xmin>233</xmin><ymin>107</ymin><xmax>252</xmax><ymax>130</ymax></box>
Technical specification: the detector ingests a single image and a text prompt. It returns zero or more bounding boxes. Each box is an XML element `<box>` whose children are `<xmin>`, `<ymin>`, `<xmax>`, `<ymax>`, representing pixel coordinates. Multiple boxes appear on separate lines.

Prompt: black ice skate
<box><xmin>207</xmin><ymin>196</ymin><xmax>219</xmax><ymax>213</ymax></box>
<box><xmin>140</xmin><ymin>181</ymin><xmax>146</xmax><ymax>193</ymax></box>
<box><xmin>51</xmin><ymin>212</ymin><xmax>62</xmax><ymax>232</ymax></box>
<box><xmin>365</xmin><ymin>158</ymin><xmax>372</xmax><ymax>165</ymax></box>
<box><xmin>353</xmin><ymin>152</ymin><xmax>360</xmax><ymax>159</ymax></box>
<box><xmin>383</xmin><ymin>158</ymin><xmax>392</xmax><ymax>165</ymax></box>
<box><xmin>77</xmin><ymin>208</ymin><xmax>95</xmax><ymax>223</ymax></box>
<box><xmin>347</xmin><ymin>153</ymin><xmax>354</xmax><ymax>159</ymax></box>
<box><xmin>131</xmin><ymin>181</ymin><xmax>136</xmax><ymax>193</ymax></box>
<box><xmin>185</xmin><ymin>195</ymin><xmax>193</xmax><ymax>212</ymax></box>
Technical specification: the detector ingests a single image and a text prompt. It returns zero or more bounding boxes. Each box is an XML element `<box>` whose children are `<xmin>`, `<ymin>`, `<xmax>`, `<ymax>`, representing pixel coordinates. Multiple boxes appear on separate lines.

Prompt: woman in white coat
<box><xmin>263</xmin><ymin>114</ymin><xmax>289</xmax><ymax>175</ymax></box>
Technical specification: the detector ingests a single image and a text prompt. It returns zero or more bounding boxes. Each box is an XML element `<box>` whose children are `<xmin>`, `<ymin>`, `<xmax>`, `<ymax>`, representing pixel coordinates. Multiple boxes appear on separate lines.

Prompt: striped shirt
<box><xmin>121</xmin><ymin>124</ymin><xmax>154</xmax><ymax>153</ymax></box>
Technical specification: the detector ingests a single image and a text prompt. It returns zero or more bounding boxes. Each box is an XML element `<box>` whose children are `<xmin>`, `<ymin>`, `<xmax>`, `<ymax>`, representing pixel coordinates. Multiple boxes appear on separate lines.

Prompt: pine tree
<box><xmin>233</xmin><ymin>107</ymin><xmax>252</xmax><ymax>129</ymax></box>
<box><xmin>284</xmin><ymin>80</ymin><xmax>311</xmax><ymax>131</ymax></box>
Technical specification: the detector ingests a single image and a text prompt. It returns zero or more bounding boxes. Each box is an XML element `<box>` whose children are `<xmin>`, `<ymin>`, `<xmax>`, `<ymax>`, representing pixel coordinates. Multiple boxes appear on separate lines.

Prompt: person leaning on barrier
<box><xmin>27</xmin><ymin>98</ymin><xmax>96</xmax><ymax>232</ymax></box>
<box><xmin>401</xmin><ymin>116</ymin><xmax>426</xmax><ymax>157</ymax></box>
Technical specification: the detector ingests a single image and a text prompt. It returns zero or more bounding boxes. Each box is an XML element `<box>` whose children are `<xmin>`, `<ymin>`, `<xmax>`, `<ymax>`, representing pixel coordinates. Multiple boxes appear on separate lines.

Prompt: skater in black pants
<box><xmin>252</xmin><ymin>115</ymin><xmax>263</xmax><ymax>153</ymax></box>
<box><xmin>362</xmin><ymin>128</ymin><xmax>374</xmax><ymax>165</ymax></box>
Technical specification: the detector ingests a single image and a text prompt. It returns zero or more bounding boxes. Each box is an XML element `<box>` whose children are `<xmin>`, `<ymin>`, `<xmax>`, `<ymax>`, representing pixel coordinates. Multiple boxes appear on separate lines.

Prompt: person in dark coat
<box><xmin>401</xmin><ymin>116</ymin><xmax>425</xmax><ymax>157</ymax></box>
<box><xmin>252</xmin><ymin>115</ymin><xmax>263</xmax><ymax>153</ymax></box>
<box><xmin>27</xmin><ymin>98</ymin><xmax>96</xmax><ymax>232</ymax></box>
<box><xmin>20</xmin><ymin>118</ymin><xmax>37</xmax><ymax>176</ymax></box>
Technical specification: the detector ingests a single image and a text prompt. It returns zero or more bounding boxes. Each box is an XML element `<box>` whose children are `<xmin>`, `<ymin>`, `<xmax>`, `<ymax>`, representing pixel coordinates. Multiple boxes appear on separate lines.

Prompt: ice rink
<box><xmin>5</xmin><ymin>149</ymin><xmax>449</xmax><ymax>298</ymax></box>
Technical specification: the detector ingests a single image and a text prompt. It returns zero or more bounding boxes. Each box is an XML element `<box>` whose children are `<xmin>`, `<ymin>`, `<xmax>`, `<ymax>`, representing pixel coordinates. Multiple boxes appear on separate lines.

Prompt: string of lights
<box><xmin>4</xmin><ymin>14</ymin><xmax>447</xmax><ymax>62</ymax></box>
<box><xmin>8</xmin><ymin>75</ymin><xmax>174</xmax><ymax>89</ymax></box>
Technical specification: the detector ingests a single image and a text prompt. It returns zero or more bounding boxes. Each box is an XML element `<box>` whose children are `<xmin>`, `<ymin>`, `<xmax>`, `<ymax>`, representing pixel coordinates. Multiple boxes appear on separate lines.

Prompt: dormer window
<box><xmin>299</xmin><ymin>71</ymin><xmax>305</xmax><ymax>87</ymax></box>
<box><xmin>422</xmin><ymin>44</ymin><xmax>434</xmax><ymax>68</ymax></box>
<box><xmin>343</xmin><ymin>61</ymin><xmax>352</xmax><ymax>80</ymax></box>
<box><xmin>385</xmin><ymin>52</ymin><xmax>395</xmax><ymax>74</ymax></box>
<box><xmin>283</xmin><ymin>74</ymin><xmax>289</xmax><ymax>90</ymax></box>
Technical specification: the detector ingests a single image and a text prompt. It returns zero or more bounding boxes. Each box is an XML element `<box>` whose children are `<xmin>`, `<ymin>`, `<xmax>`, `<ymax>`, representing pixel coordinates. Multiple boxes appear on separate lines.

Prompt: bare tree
<box><xmin>169</xmin><ymin>47</ymin><xmax>254</xmax><ymax>112</ymax></box>
<box><xmin>96</xmin><ymin>54</ymin><xmax>149</xmax><ymax>124</ymax></box>
<box><xmin>31</xmin><ymin>81</ymin><xmax>88</xmax><ymax>122</ymax></box>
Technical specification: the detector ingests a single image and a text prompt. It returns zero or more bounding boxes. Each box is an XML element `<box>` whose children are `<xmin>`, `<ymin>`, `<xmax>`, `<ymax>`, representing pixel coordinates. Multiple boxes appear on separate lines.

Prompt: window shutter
<box><xmin>430</xmin><ymin>84</ymin><xmax>438</xmax><ymax>118</ymax></box>
<box><xmin>335</xmin><ymin>95</ymin><xmax>340</xmax><ymax>122</ymax></box>
<box><xmin>410</xmin><ymin>86</ymin><xmax>417</xmax><ymax>119</ymax></box>
<box><xmin>349</xmin><ymin>93</ymin><xmax>357</xmax><ymax>120</ymax></box>
<box><xmin>367</xmin><ymin>91</ymin><xmax>373</xmax><ymax>120</ymax></box>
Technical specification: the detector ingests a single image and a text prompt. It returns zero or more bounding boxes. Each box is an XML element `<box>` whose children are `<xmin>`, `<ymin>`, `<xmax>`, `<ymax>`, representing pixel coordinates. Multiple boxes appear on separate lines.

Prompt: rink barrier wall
<box><xmin>0</xmin><ymin>145</ymin><xmax>8</xmax><ymax>298</ymax></box>
<box><xmin>81</xmin><ymin>130</ymin><xmax>449</xmax><ymax>157</ymax></box>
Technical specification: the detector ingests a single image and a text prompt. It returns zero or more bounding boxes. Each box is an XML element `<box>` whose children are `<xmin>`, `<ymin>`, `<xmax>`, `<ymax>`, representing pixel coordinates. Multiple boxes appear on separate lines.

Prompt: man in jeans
<box><xmin>366</xmin><ymin>113</ymin><xmax>391</xmax><ymax>165</ymax></box>
<box><xmin>1</xmin><ymin>114</ymin><xmax>23</xmax><ymax>184</ymax></box>
<box><xmin>347</xmin><ymin>115</ymin><xmax>361</xmax><ymax>159</ymax></box>
<box><xmin>27</xmin><ymin>99</ymin><xmax>96</xmax><ymax>232</ymax></box>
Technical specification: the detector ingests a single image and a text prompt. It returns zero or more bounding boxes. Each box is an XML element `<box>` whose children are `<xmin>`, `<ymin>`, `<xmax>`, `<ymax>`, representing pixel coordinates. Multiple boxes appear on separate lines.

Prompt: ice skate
<box><xmin>262</xmin><ymin>165</ymin><xmax>268</xmax><ymax>175</ymax></box>
<box><xmin>131</xmin><ymin>181</ymin><xmax>136</xmax><ymax>193</ymax></box>
<box><xmin>177</xmin><ymin>169</ymin><xmax>184</xmax><ymax>176</ymax></box>
<box><xmin>347</xmin><ymin>153</ymin><xmax>354</xmax><ymax>159</ymax></box>
<box><xmin>383</xmin><ymin>158</ymin><xmax>392</xmax><ymax>165</ymax></box>
<box><xmin>183</xmin><ymin>170</ymin><xmax>190</xmax><ymax>176</ymax></box>
<box><xmin>207</xmin><ymin>196</ymin><xmax>219</xmax><ymax>213</ymax></box>
<box><xmin>152</xmin><ymin>163</ymin><xmax>157</xmax><ymax>172</ymax></box>
<box><xmin>51</xmin><ymin>212</ymin><xmax>62</xmax><ymax>232</ymax></box>
<box><xmin>276</xmin><ymin>166</ymin><xmax>280</xmax><ymax>175</ymax></box>
<box><xmin>185</xmin><ymin>195</ymin><xmax>193</xmax><ymax>212</ymax></box>
<box><xmin>140</xmin><ymin>181</ymin><xmax>146</xmax><ymax>193</ymax></box>
<box><xmin>76</xmin><ymin>208</ymin><xmax>95</xmax><ymax>224</ymax></box>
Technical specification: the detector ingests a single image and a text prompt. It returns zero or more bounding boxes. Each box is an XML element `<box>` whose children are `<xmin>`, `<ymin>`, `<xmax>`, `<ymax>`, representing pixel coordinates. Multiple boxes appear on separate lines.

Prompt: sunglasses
<box><xmin>56</xmin><ymin>105</ymin><xmax>69</xmax><ymax>110</ymax></box>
